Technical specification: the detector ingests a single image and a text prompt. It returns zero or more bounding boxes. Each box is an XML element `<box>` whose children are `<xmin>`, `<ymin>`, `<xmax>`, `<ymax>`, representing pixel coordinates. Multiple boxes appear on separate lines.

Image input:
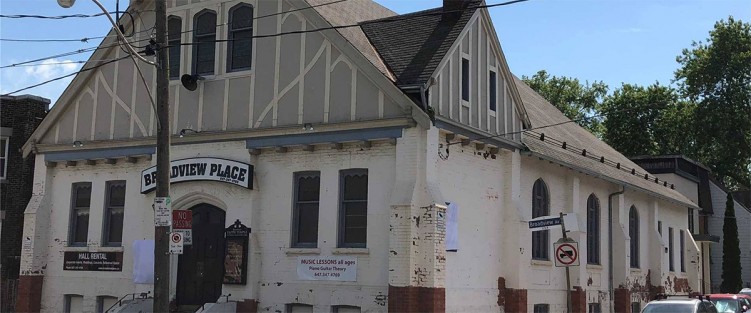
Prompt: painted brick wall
<box><xmin>0</xmin><ymin>95</ymin><xmax>47</xmax><ymax>312</ymax></box>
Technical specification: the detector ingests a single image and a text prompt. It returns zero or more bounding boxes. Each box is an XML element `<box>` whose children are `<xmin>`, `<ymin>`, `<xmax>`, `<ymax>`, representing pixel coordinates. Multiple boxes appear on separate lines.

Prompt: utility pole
<box><xmin>154</xmin><ymin>0</ymin><xmax>171</xmax><ymax>311</ymax></box>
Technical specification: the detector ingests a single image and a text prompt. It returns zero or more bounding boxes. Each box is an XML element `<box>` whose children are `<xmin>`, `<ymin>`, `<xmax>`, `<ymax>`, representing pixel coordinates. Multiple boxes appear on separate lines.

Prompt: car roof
<box><xmin>649</xmin><ymin>299</ymin><xmax>701</xmax><ymax>304</ymax></box>
<box><xmin>707</xmin><ymin>294</ymin><xmax>745</xmax><ymax>299</ymax></box>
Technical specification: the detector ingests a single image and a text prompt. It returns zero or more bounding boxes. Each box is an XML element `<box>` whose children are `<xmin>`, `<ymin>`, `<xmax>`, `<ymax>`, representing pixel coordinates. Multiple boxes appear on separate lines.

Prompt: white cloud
<box><xmin>2</xmin><ymin>58</ymin><xmax>82</xmax><ymax>105</ymax></box>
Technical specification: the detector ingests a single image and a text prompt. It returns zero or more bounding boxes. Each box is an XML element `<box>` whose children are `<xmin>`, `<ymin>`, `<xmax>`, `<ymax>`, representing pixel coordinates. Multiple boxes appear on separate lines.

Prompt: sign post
<box><xmin>558</xmin><ymin>212</ymin><xmax>573</xmax><ymax>313</ymax></box>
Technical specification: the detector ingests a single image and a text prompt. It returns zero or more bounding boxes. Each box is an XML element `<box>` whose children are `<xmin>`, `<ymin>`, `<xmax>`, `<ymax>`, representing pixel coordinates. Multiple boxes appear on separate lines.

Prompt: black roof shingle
<box><xmin>360</xmin><ymin>1</ymin><xmax>481</xmax><ymax>87</ymax></box>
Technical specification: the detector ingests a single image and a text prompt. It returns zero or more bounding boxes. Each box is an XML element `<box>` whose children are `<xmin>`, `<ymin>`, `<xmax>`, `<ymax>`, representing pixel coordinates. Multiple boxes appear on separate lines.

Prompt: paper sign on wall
<box><xmin>297</xmin><ymin>256</ymin><xmax>357</xmax><ymax>281</ymax></box>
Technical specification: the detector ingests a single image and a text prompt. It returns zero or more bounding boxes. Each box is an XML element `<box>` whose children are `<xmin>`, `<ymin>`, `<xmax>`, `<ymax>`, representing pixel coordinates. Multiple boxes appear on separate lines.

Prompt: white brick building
<box><xmin>17</xmin><ymin>1</ymin><xmax>702</xmax><ymax>312</ymax></box>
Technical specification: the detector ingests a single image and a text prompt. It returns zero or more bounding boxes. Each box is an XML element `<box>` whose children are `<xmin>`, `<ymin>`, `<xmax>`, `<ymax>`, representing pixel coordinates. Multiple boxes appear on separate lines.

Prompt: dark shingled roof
<box><xmin>360</xmin><ymin>1</ymin><xmax>480</xmax><ymax>87</ymax></box>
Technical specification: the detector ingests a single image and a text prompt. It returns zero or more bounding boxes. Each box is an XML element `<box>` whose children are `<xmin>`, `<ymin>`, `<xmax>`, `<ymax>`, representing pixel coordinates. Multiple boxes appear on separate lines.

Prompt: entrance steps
<box><xmin>195</xmin><ymin>302</ymin><xmax>237</xmax><ymax>313</ymax></box>
<box><xmin>106</xmin><ymin>298</ymin><xmax>152</xmax><ymax>313</ymax></box>
<box><xmin>106</xmin><ymin>298</ymin><xmax>236</xmax><ymax>313</ymax></box>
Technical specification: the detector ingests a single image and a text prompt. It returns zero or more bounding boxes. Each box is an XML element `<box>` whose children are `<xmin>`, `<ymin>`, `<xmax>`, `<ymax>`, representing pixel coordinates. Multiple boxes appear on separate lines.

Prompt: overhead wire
<box><xmin>1</xmin><ymin>56</ymin><xmax>130</xmax><ymax>96</ymax></box>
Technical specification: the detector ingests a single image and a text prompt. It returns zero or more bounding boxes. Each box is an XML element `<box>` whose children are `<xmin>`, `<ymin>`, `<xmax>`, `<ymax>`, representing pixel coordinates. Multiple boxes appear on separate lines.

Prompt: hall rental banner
<box><xmin>141</xmin><ymin>157</ymin><xmax>253</xmax><ymax>193</ymax></box>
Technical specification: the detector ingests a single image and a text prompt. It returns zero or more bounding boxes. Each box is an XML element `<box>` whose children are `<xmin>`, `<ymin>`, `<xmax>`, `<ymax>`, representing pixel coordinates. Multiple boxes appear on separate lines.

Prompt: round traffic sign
<box><xmin>555</xmin><ymin>243</ymin><xmax>578</xmax><ymax>265</ymax></box>
<box><xmin>171</xmin><ymin>232</ymin><xmax>182</xmax><ymax>243</ymax></box>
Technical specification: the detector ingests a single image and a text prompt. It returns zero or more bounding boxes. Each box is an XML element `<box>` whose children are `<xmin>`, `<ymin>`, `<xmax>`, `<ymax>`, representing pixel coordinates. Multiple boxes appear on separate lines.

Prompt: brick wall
<box><xmin>0</xmin><ymin>95</ymin><xmax>47</xmax><ymax>312</ymax></box>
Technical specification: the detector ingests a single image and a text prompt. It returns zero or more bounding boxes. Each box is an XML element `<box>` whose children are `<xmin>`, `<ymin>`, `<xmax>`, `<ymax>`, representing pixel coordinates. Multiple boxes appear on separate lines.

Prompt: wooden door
<box><xmin>176</xmin><ymin>204</ymin><xmax>226</xmax><ymax>305</ymax></box>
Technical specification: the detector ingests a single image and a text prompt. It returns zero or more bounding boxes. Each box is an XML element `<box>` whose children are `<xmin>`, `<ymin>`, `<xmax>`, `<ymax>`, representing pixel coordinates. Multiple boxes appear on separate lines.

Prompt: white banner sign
<box><xmin>154</xmin><ymin>197</ymin><xmax>171</xmax><ymax>227</ymax></box>
<box><xmin>297</xmin><ymin>256</ymin><xmax>357</xmax><ymax>281</ymax></box>
<box><xmin>141</xmin><ymin>158</ymin><xmax>253</xmax><ymax>193</ymax></box>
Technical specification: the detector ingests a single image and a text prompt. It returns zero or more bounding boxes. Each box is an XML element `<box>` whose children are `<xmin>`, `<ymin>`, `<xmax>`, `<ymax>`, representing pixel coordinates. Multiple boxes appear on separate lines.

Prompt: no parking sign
<box><xmin>169</xmin><ymin>232</ymin><xmax>183</xmax><ymax>255</ymax></box>
<box><xmin>554</xmin><ymin>241</ymin><xmax>579</xmax><ymax>267</ymax></box>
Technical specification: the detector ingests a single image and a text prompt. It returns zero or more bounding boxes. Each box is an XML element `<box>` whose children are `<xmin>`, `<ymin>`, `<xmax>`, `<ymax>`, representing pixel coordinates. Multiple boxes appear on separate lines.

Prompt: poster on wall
<box><xmin>64</xmin><ymin>252</ymin><xmax>123</xmax><ymax>271</ymax></box>
<box><xmin>296</xmin><ymin>256</ymin><xmax>357</xmax><ymax>281</ymax></box>
<box><xmin>223</xmin><ymin>220</ymin><xmax>250</xmax><ymax>285</ymax></box>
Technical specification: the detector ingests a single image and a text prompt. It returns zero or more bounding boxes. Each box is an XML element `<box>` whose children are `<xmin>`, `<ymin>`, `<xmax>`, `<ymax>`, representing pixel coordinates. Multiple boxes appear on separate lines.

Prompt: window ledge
<box><xmin>531</xmin><ymin>259</ymin><xmax>553</xmax><ymax>267</ymax></box>
<box><xmin>586</xmin><ymin>264</ymin><xmax>603</xmax><ymax>271</ymax></box>
<box><xmin>332</xmin><ymin>248</ymin><xmax>369</xmax><ymax>255</ymax></box>
<box><xmin>97</xmin><ymin>246</ymin><xmax>124</xmax><ymax>252</ymax></box>
<box><xmin>285</xmin><ymin>248</ymin><xmax>320</xmax><ymax>255</ymax></box>
<box><xmin>629</xmin><ymin>268</ymin><xmax>642</xmax><ymax>274</ymax></box>
<box><xmin>222</xmin><ymin>70</ymin><xmax>253</xmax><ymax>79</ymax></box>
<box><xmin>64</xmin><ymin>246</ymin><xmax>89</xmax><ymax>252</ymax></box>
<box><xmin>461</xmin><ymin>100</ymin><xmax>470</xmax><ymax>107</ymax></box>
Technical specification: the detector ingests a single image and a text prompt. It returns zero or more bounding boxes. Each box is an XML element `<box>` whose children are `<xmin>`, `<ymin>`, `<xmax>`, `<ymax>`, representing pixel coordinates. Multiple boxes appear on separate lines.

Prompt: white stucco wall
<box><xmin>26</xmin><ymin>138</ymin><xmax>398</xmax><ymax>313</ymax></box>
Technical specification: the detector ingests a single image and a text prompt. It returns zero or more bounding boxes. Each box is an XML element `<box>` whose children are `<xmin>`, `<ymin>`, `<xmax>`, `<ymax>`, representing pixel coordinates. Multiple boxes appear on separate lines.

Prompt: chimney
<box><xmin>443</xmin><ymin>0</ymin><xmax>467</xmax><ymax>13</ymax></box>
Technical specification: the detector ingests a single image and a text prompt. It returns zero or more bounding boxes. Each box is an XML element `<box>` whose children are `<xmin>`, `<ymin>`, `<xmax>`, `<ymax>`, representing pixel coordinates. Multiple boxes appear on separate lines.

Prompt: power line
<box><xmin>1</xmin><ymin>56</ymin><xmax>129</xmax><ymax>96</ymax></box>
<box><xmin>0</xmin><ymin>59</ymin><xmax>124</xmax><ymax>67</ymax></box>
<box><xmin>0</xmin><ymin>11</ymin><xmax>122</xmax><ymax>19</ymax></box>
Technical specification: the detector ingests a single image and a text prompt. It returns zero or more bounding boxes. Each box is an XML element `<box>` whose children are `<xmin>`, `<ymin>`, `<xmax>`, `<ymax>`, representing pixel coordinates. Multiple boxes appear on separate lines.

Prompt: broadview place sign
<box><xmin>141</xmin><ymin>157</ymin><xmax>253</xmax><ymax>193</ymax></box>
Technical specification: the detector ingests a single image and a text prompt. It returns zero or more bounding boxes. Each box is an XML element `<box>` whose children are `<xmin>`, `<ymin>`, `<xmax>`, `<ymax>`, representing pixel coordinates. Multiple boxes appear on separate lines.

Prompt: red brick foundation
<box><xmin>15</xmin><ymin>275</ymin><xmax>43</xmax><ymax>313</ymax></box>
<box><xmin>572</xmin><ymin>286</ymin><xmax>586</xmax><ymax>313</ymax></box>
<box><xmin>614</xmin><ymin>287</ymin><xmax>631</xmax><ymax>313</ymax></box>
<box><xmin>388</xmin><ymin>285</ymin><xmax>445</xmax><ymax>313</ymax></box>
<box><xmin>237</xmin><ymin>299</ymin><xmax>258</xmax><ymax>313</ymax></box>
<box><xmin>497</xmin><ymin>277</ymin><xmax>528</xmax><ymax>313</ymax></box>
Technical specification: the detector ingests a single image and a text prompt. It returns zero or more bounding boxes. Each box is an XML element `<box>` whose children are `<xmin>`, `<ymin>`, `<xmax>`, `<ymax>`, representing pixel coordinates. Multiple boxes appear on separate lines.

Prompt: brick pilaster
<box><xmin>614</xmin><ymin>287</ymin><xmax>631</xmax><ymax>313</ymax></box>
<box><xmin>15</xmin><ymin>275</ymin><xmax>43</xmax><ymax>313</ymax></box>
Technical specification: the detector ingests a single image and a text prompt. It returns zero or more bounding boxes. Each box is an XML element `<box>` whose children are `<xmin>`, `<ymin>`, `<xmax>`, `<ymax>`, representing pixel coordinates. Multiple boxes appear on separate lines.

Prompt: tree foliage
<box><xmin>522</xmin><ymin>70</ymin><xmax>608</xmax><ymax>137</ymax></box>
<box><xmin>601</xmin><ymin>83</ymin><xmax>696</xmax><ymax>157</ymax></box>
<box><xmin>720</xmin><ymin>192</ymin><xmax>743</xmax><ymax>293</ymax></box>
<box><xmin>674</xmin><ymin>17</ymin><xmax>751</xmax><ymax>188</ymax></box>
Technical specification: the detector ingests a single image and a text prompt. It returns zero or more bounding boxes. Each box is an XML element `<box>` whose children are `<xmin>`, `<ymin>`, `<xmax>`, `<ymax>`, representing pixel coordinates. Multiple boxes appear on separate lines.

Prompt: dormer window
<box><xmin>193</xmin><ymin>10</ymin><xmax>217</xmax><ymax>75</ymax></box>
<box><xmin>227</xmin><ymin>4</ymin><xmax>254</xmax><ymax>72</ymax></box>
<box><xmin>167</xmin><ymin>16</ymin><xmax>182</xmax><ymax>80</ymax></box>
<box><xmin>461</xmin><ymin>58</ymin><xmax>469</xmax><ymax>101</ymax></box>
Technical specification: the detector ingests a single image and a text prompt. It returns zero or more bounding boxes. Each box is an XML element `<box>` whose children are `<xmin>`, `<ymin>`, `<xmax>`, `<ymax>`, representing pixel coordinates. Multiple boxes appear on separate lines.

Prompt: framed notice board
<box><xmin>223</xmin><ymin>219</ymin><xmax>250</xmax><ymax>285</ymax></box>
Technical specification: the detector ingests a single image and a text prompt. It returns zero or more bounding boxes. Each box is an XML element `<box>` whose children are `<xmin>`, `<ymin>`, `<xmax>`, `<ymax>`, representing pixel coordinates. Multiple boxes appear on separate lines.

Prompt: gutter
<box><xmin>520</xmin><ymin>149</ymin><xmax>700</xmax><ymax>210</ymax></box>
<box><xmin>608</xmin><ymin>187</ymin><xmax>625</xmax><ymax>310</ymax></box>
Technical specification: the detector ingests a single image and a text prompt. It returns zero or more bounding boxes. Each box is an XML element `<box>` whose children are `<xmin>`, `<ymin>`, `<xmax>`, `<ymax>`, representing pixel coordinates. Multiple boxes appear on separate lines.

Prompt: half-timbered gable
<box><xmin>24</xmin><ymin>0</ymin><xmax>422</xmax><ymax>155</ymax></box>
<box><xmin>362</xmin><ymin>1</ymin><xmax>530</xmax><ymax>149</ymax></box>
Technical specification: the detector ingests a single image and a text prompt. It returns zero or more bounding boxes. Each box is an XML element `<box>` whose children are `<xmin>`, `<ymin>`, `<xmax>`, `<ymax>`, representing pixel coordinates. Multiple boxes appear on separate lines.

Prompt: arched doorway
<box><xmin>176</xmin><ymin>203</ymin><xmax>226</xmax><ymax>306</ymax></box>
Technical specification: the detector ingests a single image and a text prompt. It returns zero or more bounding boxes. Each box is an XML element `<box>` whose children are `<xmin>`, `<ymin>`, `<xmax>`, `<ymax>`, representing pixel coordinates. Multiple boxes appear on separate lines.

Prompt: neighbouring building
<box><xmin>18</xmin><ymin>1</ymin><xmax>701</xmax><ymax>312</ymax></box>
<box><xmin>632</xmin><ymin>155</ymin><xmax>751</xmax><ymax>292</ymax></box>
<box><xmin>0</xmin><ymin>94</ymin><xmax>49</xmax><ymax>312</ymax></box>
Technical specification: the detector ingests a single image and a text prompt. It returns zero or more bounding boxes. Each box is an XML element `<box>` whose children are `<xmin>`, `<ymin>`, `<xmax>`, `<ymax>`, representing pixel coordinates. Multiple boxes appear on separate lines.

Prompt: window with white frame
<box><xmin>102</xmin><ymin>181</ymin><xmax>126</xmax><ymax>246</ymax></box>
<box><xmin>587</xmin><ymin>194</ymin><xmax>600</xmax><ymax>264</ymax></box>
<box><xmin>532</xmin><ymin>179</ymin><xmax>550</xmax><ymax>260</ymax></box>
<box><xmin>286</xmin><ymin>304</ymin><xmax>313</xmax><ymax>313</ymax></box>
<box><xmin>167</xmin><ymin>16</ymin><xmax>182</xmax><ymax>79</ymax></box>
<box><xmin>489</xmin><ymin>70</ymin><xmax>497</xmax><ymax>112</ymax></box>
<box><xmin>291</xmin><ymin>172</ymin><xmax>320</xmax><ymax>248</ymax></box>
<box><xmin>333</xmin><ymin>305</ymin><xmax>361</xmax><ymax>313</ymax></box>
<box><xmin>0</xmin><ymin>136</ymin><xmax>8</xmax><ymax>179</ymax></box>
<box><xmin>461</xmin><ymin>57</ymin><xmax>470</xmax><ymax>102</ymax></box>
<box><xmin>96</xmin><ymin>296</ymin><xmax>118</xmax><ymax>313</ymax></box>
<box><xmin>339</xmin><ymin>169</ymin><xmax>368</xmax><ymax>248</ymax></box>
<box><xmin>629</xmin><ymin>206</ymin><xmax>639</xmax><ymax>268</ymax></box>
<box><xmin>192</xmin><ymin>9</ymin><xmax>217</xmax><ymax>75</ymax></box>
<box><xmin>669</xmin><ymin>227</ymin><xmax>674</xmax><ymax>271</ymax></box>
<box><xmin>227</xmin><ymin>3</ymin><xmax>254</xmax><ymax>72</ymax></box>
<box><xmin>64</xmin><ymin>294</ymin><xmax>83</xmax><ymax>313</ymax></box>
<box><xmin>69</xmin><ymin>183</ymin><xmax>92</xmax><ymax>246</ymax></box>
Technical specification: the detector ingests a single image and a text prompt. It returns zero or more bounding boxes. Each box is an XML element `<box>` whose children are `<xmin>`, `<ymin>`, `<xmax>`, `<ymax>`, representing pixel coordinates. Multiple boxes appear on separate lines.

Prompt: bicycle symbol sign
<box><xmin>554</xmin><ymin>242</ymin><xmax>579</xmax><ymax>267</ymax></box>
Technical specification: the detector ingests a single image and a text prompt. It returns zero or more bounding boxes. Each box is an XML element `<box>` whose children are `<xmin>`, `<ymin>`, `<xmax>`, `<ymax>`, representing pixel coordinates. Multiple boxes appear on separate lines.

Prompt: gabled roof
<box><xmin>307</xmin><ymin>0</ymin><xmax>397</xmax><ymax>81</ymax></box>
<box><xmin>360</xmin><ymin>1</ymin><xmax>480</xmax><ymax>87</ymax></box>
<box><xmin>514</xmin><ymin>76</ymin><xmax>699</xmax><ymax>209</ymax></box>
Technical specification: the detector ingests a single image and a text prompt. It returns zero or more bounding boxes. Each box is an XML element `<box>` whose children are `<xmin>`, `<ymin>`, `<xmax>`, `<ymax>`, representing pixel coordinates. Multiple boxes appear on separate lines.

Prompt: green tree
<box><xmin>600</xmin><ymin>83</ymin><xmax>695</xmax><ymax>157</ymax></box>
<box><xmin>720</xmin><ymin>192</ymin><xmax>743</xmax><ymax>293</ymax></box>
<box><xmin>522</xmin><ymin>70</ymin><xmax>608</xmax><ymax>136</ymax></box>
<box><xmin>675</xmin><ymin>17</ymin><xmax>751</xmax><ymax>188</ymax></box>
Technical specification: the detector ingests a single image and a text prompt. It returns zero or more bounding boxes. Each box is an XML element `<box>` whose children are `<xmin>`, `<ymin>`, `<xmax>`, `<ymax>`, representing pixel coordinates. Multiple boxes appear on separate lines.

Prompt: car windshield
<box><xmin>713</xmin><ymin>299</ymin><xmax>739</xmax><ymax>313</ymax></box>
<box><xmin>643</xmin><ymin>303</ymin><xmax>695</xmax><ymax>312</ymax></box>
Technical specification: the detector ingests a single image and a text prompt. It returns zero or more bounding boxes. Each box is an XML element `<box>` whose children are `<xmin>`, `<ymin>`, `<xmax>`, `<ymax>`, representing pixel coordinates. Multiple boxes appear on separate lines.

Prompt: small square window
<box><xmin>533</xmin><ymin>304</ymin><xmax>549</xmax><ymax>313</ymax></box>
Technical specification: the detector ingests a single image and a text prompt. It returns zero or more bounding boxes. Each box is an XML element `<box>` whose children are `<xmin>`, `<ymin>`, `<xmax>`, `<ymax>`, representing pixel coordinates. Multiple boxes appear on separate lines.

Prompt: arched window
<box><xmin>586</xmin><ymin>194</ymin><xmax>600</xmax><ymax>264</ymax></box>
<box><xmin>532</xmin><ymin>179</ymin><xmax>549</xmax><ymax>260</ymax></box>
<box><xmin>167</xmin><ymin>16</ymin><xmax>182</xmax><ymax>79</ymax></box>
<box><xmin>629</xmin><ymin>206</ymin><xmax>639</xmax><ymax>268</ymax></box>
<box><xmin>193</xmin><ymin>10</ymin><xmax>217</xmax><ymax>75</ymax></box>
<box><xmin>227</xmin><ymin>3</ymin><xmax>254</xmax><ymax>72</ymax></box>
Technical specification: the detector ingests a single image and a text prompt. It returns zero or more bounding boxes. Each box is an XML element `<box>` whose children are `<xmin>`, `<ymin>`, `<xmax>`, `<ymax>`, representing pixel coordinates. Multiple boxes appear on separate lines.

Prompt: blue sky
<box><xmin>1</xmin><ymin>0</ymin><xmax>749</xmax><ymax>104</ymax></box>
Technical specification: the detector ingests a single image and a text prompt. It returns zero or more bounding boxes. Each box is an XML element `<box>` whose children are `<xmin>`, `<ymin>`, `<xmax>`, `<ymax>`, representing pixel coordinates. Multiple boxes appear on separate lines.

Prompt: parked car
<box><xmin>740</xmin><ymin>289</ymin><xmax>751</xmax><ymax>298</ymax></box>
<box><xmin>706</xmin><ymin>294</ymin><xmax>751</xmax><ymax>313</ymax></box>
<box><xmin>642</xmin><ymin>298</ymin><xmax>718</xmax><ymax>313</ymax></box>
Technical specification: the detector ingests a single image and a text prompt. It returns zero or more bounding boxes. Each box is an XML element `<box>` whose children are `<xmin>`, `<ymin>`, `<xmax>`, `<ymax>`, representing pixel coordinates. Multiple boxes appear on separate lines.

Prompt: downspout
<box><xmin>609</xmin><ymin>186</ymin><xmax>625</xmax><ymax>311</ymax></box>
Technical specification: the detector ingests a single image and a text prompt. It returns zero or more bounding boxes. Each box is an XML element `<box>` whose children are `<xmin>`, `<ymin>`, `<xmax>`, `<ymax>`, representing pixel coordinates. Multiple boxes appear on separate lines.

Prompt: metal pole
<box><xmin>560</xmin><ymin>212</ymin><xmax>572</xmax><ymax>313</ymax></box>
<box><xmin>154</xmin><ymin>0</ymin><xmax>171</xmax><ymax>311</ymax></box>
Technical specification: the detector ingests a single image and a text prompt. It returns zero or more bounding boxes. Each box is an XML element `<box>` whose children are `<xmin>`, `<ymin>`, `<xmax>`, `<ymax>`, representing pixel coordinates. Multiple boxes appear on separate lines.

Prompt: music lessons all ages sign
<box><xmin>141</xmin><ymin>158</ymin><xmax>253</xmax><ymax>193</ymax></box>
<box><xmin>297</xmin><ymin>256</ymin><xmax>357</xmax><ymax>281</ymax></box>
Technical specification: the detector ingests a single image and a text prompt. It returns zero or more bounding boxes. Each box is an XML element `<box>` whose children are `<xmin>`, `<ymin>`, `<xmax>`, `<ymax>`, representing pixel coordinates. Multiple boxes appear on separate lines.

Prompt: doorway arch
<box><xmin>176</xmin><ymin>203</ymin><xmax>226</xmax><ymax>306</ymax></box>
